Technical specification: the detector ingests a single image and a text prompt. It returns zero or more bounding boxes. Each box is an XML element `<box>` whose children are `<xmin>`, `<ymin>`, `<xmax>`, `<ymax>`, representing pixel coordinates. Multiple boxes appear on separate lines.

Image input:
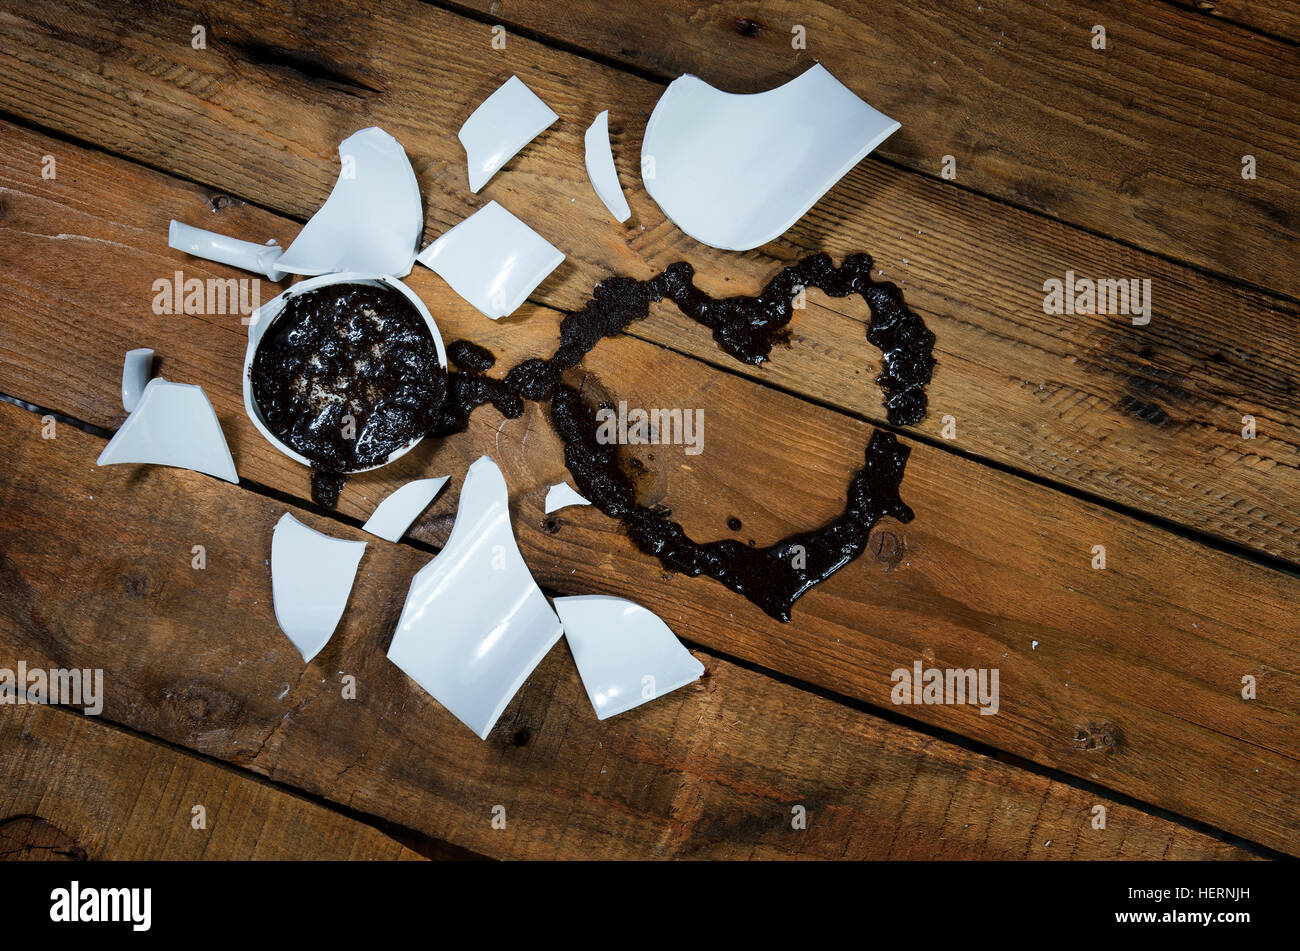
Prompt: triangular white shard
<box><xmin>641</xmin><ymin>64</ymin><xmax>900</xmax><ymax>251</ymax></box>
<box><xmin>555</xmin><ymin>595</ymin><xmax>704</xmax><ymax>720</ymax></box>
<box><xmin>121</xmin><ymin>348</ymin><xmax>154</xmax><ymax>413</ymax></box>
<box><xmin>459</xmin><ymin>75</ymin><xmax>558</xmax><ymax>193</ymax></box>
<box><xmin>544</xmin><ymin>482</ymin><xmax>590</xmax><ymax>514</ymax></box>
<box><xmin>416</xmin><ymin>201</ymin><xmax>563</xmax><ymax>320</ymax></box>
<box><xmin>387</xmin><ymin>456</ymin><xmax>563</xmax><ymax>740</ymax></box>
<box><xmin>362</xmin><ymin>476</ymin><xmax>450</xmax><ymax>542</ymax></box>
<box><xmin>583</xmin><ymin>111</ymin><xmax>631</xmax><ymax>223</ymax></box>
<box><xmin>276</xmin><ymin>127</ymin><xmax>423</xmax><ymax>278</ymax></box>
<box><xmin>97</xmin><ymin>378</ymin><xmax>238</xmax><ymax>483</ymax></box>
<box><xmin>270</xmin><ymin>513</ymin><xmax>367</xmax><ymax>663</ymax></box>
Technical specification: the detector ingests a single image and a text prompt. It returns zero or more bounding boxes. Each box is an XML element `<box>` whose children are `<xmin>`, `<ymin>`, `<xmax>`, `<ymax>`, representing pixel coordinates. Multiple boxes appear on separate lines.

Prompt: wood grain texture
<box><xmin>1</xmin><ymin>0</ymin><xmax>1296</xmax><ymax>569</ymax></box>
<box><xmin>0</xmin><ymin>123</ymin><xmax>1295</xmax><ymax>853</ymax></box>
<box><xmin>1166</xmin><ymin>0</ymin><xmax>1300</xmax><ymax>44</ymax></box>
<box><xmin>441</xmin><ymin>0</ymin><xmax>1300</xmax><ymax>296</ymax></box>
<box><xmin>0</xmin><ymin>703</ymin><xmax>423</xmax><ymax>860</ymax></box>
<box><xmin>0</xmin><ymin>400</ymin><xmax>1253</xmax><ymax>860</ymax></box>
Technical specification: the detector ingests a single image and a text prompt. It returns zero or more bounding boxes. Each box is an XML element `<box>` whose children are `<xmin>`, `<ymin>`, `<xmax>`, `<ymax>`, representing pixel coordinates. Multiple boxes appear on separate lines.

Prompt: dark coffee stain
<box><xmin>225</xmin><ymin>39</ymin><xmax>382</xmax><ymax>97</ymax></box>
<box><xmin>734</xmin><ymin>16</ymin><xmax>763</xmax><ymax>37</ymax></box>
<box><xmin>424</xmin><ymin>254</ymin><xmax>933</xmax><ymax>621</ymax></box>
<box><xmin>870</xmin><ymin>529</ymin><xmax>905</xmax><ymax>570</ymax></box>
<box><xmin>727</xmin><ymin>516</ymin><xmax>743</xmax><ymax>531</ymax></box>
<box><xmin>123</xmin><ymin>575</ymin><xmax>149</xmax><ymax>599</ymax></box>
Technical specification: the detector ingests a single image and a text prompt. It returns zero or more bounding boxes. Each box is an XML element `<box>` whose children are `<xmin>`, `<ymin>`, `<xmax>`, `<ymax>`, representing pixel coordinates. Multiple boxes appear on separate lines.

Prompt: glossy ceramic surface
<box><xmin>583</xmin><ymin>111</ymin><xmax>631</xmax><ymax>223</ymax></box>
<box><xmin>387</xmin><ymin>456</ymin><xmax>564</xmax><ymax>740</ymax></box>
<box><xmin>270</xmin><ymin>513</ymin><xmax>367</xmax><ymax>663</ymax></box>
<box><xmin>120</xmin><ymin>348</ymin><xmax>154</xmax><ymax>413</ymax></box>
<box><xmin>459</xmin><ymin>75</ymin><xmax>558</xmax><ymax>193</ymax></box>
<box><xmin>416</xmin><ymin>201</ymin><xmax>563</xmax><ymax>320</ymax></box>
<box><xmin>362</xmin><ymin>476</ymin><xmax>450</xmax><ymax>542</ymax></box>
<box><xmin>640</xmin><ymin>65</ymin><xmax>899</xmax><ymax>251</ymax></box>
<box><xmin>555</xmin><ymin>594</ymin><xmax>705</xmax><ymax>720</ymax></box>
<box><xmin>97</xmin><ymin>378</ymin><xmax>238</xmax><ymax>484</ymax></box>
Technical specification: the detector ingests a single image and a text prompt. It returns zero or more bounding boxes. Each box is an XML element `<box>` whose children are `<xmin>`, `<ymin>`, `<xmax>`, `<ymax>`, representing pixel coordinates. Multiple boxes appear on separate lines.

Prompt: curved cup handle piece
<box><xmin>168</xmin><ymin>220</ymin><xmax>287</xmax><ymax>282</ymax></box>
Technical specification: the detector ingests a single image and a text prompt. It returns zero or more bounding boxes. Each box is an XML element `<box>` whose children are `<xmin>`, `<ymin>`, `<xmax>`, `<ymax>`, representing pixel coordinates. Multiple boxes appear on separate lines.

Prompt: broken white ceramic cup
<box><xmin>243</xmin><ymin>272</ymin><xmax>448</xmax><ymax>471</ymax></box>
<box><xmin>387</xmin><ymin>455</ymin><xmax>563</xmax><ymax>740</ymax></box>
<box><xmin>120</xmin><ymin>348</ymin><xmax>154</xmax><ymax>413</ymax></box>
<box><xmin>555</xmin><ymin>595</ymin><xmax>704</xmax><ymax>720</ymax></box>
<box><xmin>97</xmin><ymin>378</ymin><xmax>238</xmax><ymax>483</ymax></box>
<box><xmin>544</xmin><ymin>482</ymin><xmax>590</xmax><ymax>514</ymax></box>
<box><xmin>362</xmin><ymin>476</ymin><xmax>450</xmax><ymax>542</ymax></box>
<box><xmin>169</xmin><ymin>126</ymin><xmax>423</xmax><ymax>280</ymax></box>
<box><xmin>276</xmin><ymin>127</ymin><xmax>423</xmax><ymax>277</ymax></box>
<box><xmin>168</xmin><ymin>221</ymin><xmax>286</xmax><ymax>282</ymax></box>
<box><xmin>270</xmin><ymin>513</ymin><xmax>367</xmax><ymax>663</ymax></box>
<box><xmin>641</xmin><ymin>64</ymin><xmax>900</xmax><ymax>250</ymax></box>
<box><xmin>583</xmin><ymin>111</ymin><xmax>631</xmax><ymax>223</ymax></box>
<box><xmin>416</xmin><ymin>201</ymin><xmax>563</xmax><ymax>320</ymax></box>
<box><xmin>459</xmin><ymin>75</ymin><xmax>558</xmax><ymax>193</ymax></box>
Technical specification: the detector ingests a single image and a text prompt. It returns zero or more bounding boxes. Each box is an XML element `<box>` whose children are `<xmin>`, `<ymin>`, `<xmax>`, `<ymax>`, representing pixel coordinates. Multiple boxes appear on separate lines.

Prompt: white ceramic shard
<box><xmin>97</xmin><ymin>378</ymin><xmax>238</xmax><ymax>483</ymax></box>
<box><xmin>121</xmin><ymin>348</ymin><xmax>154</xmax><ymax>413</ymax></box>
<box><xmin>362</xmin><ymin>476</ymin><xmax>450</xmax><ymax>542</ymax></box>
<box><xmin>459</xmin><ymin>76</ymin><xmax>558</xmax><ymax>193</ymax></box>
<box><xmin>555</xmin><ymin>595</ymin><xmax>704</xmax><ymax>720</ymax></box>
<box><xmin>270</xmin><ymin>513</ymin><xmax>367</xmax><ymax>663</ymax></box>
<box><xmin>583</xmin><ymin>111</ymin><xmax>631</xmax><ymax>223</ymax></box>
<box><xmin>415</xmin><ymin>201</ymin><xmax>563</xmax><ymax>320</ymax></box>
<box><xmin>544</xmin><ymin>482</ymin><xmax>590</xmax><ymax>514</ymax></box>
<box><xmin>243</xmin><ymin>272</ymin><xmax>448</xmax><ymax>470</ymax></box>
<box><xmin>640</xmin><ymin>64</ymin><xmax>900</xmax><ymax>251</ymax></box>
<box><xmin>387</xmin><ymin>456</ymin><xmax>563</xmax><ymax>740</ymax></box>
<box><xmin>276</xmin><ymin>127</ymin><xmax>423</xmax><ymax>278</ymax></box>
<box><xmin>168</xmin><ymin>221</ymin><xmax>286</xmax><ymax>282</ymax></box>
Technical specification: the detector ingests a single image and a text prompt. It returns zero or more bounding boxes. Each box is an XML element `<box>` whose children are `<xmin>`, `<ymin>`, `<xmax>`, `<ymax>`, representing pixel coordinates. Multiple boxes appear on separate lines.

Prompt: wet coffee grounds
<box><xmin>248</xmin><ymin>283</ymin><xmax>448</xmax><ymax>506</ymax></box>
<box><xmin>430</xmin><ymin>252</ymin><xmax>935</xmax><ymax>621</ymax></box>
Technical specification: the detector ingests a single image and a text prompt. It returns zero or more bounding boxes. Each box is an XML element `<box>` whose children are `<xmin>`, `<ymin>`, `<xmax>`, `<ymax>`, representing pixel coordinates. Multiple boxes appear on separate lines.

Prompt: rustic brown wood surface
<box><xmin>0</xmin><ymin>0</ymin><xmax>1295</xmax><ymax>860</ymax></box>
<box><xmin>1167</xmin><ymin>0</ymin><xmax>1300</xmax><ymax>43</ymax></box>
<box><xmin>440</xmin><ymin>0</ymin><xmax>1300</xmax><ymax>299</ymax></box>
<box><xmin>0</xmin><ymin>401</ymin><xmax>1253</xmax><ymax>860</ymax></box>
<box><xmin>0</xmin><ymin>120</ymin><xmax>1295</xmax><ymax>854</ymax></box>
<box><xmin>1</xmin><ymin>0</ymin><xmax>1298</xmax><ymax>568</ymax></box>
<box><xmin>0</xmin><ymin>703</ymin><xmax>425</xmax><ymax>860</ymax></box>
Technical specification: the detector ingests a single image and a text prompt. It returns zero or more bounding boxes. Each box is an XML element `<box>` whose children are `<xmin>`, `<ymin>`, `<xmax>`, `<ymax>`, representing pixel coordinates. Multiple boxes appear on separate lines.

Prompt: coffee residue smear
<box><xmin>252</xmin><ymin>256</ymin><xmax>933</xmax><ymax>619</ymax></box>
<box><xmin>429</xmin><ymin>252</ymin><xmax>935</xmax><ymax>621</ymax></box>
<box><xmin>248</xmin><ymin>283</ymin><xmax>448</xmax><ymax>506</ymax></box>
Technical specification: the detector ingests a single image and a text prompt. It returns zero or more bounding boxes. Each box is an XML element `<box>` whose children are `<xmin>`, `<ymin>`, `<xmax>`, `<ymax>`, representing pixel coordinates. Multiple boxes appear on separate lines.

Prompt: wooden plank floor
<box><xmin>0</xmin><ymin>0</ymin><xmax>1296</xmax><ymax>859</ymax></box>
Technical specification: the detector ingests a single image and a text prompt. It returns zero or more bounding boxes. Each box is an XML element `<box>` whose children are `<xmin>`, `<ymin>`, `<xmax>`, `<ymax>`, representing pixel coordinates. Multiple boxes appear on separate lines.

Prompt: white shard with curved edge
<box><xmin>275</xmin><ymin>127</ymin><xmax>423</xmax><ymax>278</ymax></box>
<box><xmin>583</xmin><ymin>111</ymin><xmax>630</xmax><ymax>223</ymax></box>
<box><xmin>271</xmin><ymin>513</ymin><xmax>367</xmax><ymax>663</ymax></box>
<box><xmin>641</xmin><ymin>64</ymin><xmax>900</xmax><ymax>251</ymax></box>
<box><xmin>97</xmin><ymin>378</ymin><xmax>238</xmax><ymax>483</ymax></box>
<box><xmin>555</xmin><ymin>595</ymin><xmax>704</xmax><ymax>720</ymax></box>
<box><xmin>416</xmin><ymin>201</ymin><xmax>563</xmax><ymax>320</ymax></box>
<box><xmin>459</xmin><ymin>76</ymin><xmax>558</xmax><ymax>193</ymax></box>
<box><xmin>544</xmin><ymin>482</ymin><xmax>590</xmax><ymax>514</ymax></box>
<box><xmin>121</xmin><ymin>348</ymin><xmax>154</xmax><ymax>413</ymax></box>
<box><xmin>362</xmin><ymin>476</ymin><xmax>450</xmax><ymax>542</ymax></box>
<box><xmin>387</xmin><ymin>456</ymin><xmax>563</xmax><ymax>740</ymax></box>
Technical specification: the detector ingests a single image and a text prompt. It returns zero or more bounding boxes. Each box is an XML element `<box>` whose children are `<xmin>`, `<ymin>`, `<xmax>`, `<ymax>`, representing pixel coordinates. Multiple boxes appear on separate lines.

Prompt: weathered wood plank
<box><xmin>0</xmin><ymin>400</ymin><xmax>1253</xmax><ymax>859</ymax></box>
<box><xmin>1</xmin><ymin>0</ymin><xmax>1296</xmax><ymax>568</ymax></box>
<box><xmin>0</xmin><ymin>124</ymin><xmax>1296</xmax><ymax>852</ymax></box>
<box><xmin>0</xmin><ymin>703</ymin><xmax>424</xmax><ymax>860</ymax></box>
<box><xmin>440</xmin><ymin>0</ymin><xmax>1300</xmax><ymax>296</ymax></box>
<box><xmin>1166</xmin><ymin>0</ymin><xmax>1300</xmax><ymax>45</ymax></box>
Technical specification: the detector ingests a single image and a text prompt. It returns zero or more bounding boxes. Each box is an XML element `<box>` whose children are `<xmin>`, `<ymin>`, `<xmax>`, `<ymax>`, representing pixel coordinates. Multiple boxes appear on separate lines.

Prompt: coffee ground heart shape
<box><xmin>428</xmin><ymin>252</ymin><xmax>936</xmax><ymax>621</ymax></box>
